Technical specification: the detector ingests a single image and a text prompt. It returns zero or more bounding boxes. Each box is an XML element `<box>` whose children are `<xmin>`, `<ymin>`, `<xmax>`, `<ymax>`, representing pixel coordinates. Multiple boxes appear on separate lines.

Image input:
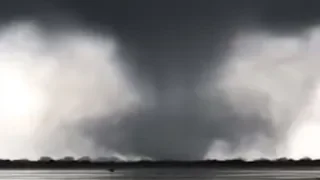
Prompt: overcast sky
<box><xmin>1</xmin><ymin>0</ymin><xmax>320</xmax><ymax>160</ymax></box>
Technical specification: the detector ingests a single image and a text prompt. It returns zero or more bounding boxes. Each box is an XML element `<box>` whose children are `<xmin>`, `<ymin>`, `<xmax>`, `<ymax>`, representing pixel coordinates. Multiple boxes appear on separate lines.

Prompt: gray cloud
<box><xmin>1</xmin><ymin>0</ymin><xmax>320</xmax><ymax>160</ymax></box>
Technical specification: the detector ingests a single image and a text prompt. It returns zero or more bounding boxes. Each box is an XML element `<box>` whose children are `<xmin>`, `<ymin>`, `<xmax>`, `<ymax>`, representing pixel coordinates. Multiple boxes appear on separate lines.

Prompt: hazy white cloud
<box><xmin>0</xmin><ymin>20</ymin><xmax>143</xmax><ymax>159</ymax></box>
<box><xmin>205</xmin><ymin>26</ymin><xmax>320</xmax><ymax>159</ymax></box>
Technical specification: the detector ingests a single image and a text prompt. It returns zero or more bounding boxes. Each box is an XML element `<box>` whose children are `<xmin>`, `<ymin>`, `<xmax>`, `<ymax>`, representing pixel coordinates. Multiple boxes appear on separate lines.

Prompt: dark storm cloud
<box><xmin>2</xmin><ymin>0</ymin><xmax>320</xmax><ymax>160</ymax></box>
<box><xmin>68</xmin><ymin>0</ymin><xmax>277</xmax><ymax>160</ymax></box>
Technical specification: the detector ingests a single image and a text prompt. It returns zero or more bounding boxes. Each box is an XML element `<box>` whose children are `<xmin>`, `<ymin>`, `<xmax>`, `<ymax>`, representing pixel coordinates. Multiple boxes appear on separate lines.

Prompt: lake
<box><xmin>0</xmin><ymin>169</ymin><xmax>320</xmax><ymax>179</ymax></box>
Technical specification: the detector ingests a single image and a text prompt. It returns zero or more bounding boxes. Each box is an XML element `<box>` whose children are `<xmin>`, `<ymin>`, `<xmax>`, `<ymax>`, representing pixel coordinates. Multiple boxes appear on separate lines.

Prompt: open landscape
<box><xmin>1</xmin><ymin>0</ymin><xmax>320</xmax><ymax>179</ymax></box>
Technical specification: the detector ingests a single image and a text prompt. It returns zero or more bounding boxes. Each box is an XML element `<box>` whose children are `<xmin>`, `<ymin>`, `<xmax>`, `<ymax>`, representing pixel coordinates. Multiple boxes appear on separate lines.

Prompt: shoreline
<box><xmin>0</xmin><ymin>159</ymin><xmax>319</xmax><ymax>169</ymax></box>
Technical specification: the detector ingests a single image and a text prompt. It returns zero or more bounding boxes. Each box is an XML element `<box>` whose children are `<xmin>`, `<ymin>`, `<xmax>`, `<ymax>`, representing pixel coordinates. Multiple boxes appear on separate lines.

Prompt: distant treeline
<box><xmin>0</xmin><ymin>157</ymin><xmax>319</xmax><ymax>169</ymax></box>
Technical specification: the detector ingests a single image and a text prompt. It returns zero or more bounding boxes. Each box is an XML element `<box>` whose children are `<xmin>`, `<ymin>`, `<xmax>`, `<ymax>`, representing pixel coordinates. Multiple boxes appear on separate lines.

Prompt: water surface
<box><xmin>1</xmin><ymin>169</ymin><xmax>320</xmax><ymax>179</ymax></box>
